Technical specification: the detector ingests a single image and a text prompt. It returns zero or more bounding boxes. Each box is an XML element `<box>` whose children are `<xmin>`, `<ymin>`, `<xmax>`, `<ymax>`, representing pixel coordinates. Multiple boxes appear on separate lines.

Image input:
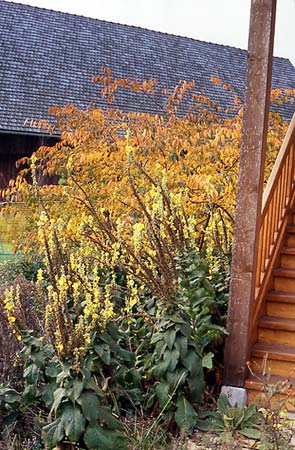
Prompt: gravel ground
<box><xmin>168</xmin><ymin>428</ymin><xmax>295</xmax><ymax>450</ymax></box>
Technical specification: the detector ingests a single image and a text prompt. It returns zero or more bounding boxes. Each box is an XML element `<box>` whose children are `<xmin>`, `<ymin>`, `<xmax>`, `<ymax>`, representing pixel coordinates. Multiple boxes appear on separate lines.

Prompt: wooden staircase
<box><xmin>244</xmin><ymin>116</ymin><xmax>295</xmax><ymax>406</ymax></box>
<box><xmin>246</xmin><ymin>218</ymin><xmax>295</xmax><ymax>405</ymax></box>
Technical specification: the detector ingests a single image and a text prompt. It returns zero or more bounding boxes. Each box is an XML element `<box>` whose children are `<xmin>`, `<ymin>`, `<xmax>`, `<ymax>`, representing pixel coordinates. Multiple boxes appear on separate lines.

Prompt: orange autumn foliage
<box><xmin>4</xmin><ymin>72</ymin><xmax>292</xmax><ymax>263</ymax></box>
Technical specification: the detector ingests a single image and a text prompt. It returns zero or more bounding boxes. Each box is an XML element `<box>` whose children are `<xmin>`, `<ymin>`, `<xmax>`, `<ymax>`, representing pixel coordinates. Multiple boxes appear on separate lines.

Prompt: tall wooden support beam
<box><xmin>223</xmin><ymin>0</ymin><xmax>277</xmax><ymax>387</ymax></box>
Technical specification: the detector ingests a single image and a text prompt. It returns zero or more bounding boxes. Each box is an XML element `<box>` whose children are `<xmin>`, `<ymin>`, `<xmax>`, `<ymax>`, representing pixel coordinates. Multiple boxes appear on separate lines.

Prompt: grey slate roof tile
<box><xmin>1</xmin><ymin>0</ymin><xmax>295</xmax><ymax>135</ymax></box>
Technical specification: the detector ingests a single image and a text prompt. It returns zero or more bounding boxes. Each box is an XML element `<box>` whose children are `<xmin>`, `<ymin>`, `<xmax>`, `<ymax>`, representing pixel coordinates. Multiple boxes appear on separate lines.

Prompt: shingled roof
<box><xmin>1</xmin><ymin>0</ymin><xmax>295</xmax><ymax>134</ymax></box>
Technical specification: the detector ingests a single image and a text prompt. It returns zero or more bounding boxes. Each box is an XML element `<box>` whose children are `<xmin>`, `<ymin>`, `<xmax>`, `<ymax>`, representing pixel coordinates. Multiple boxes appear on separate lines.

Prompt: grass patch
<box><xmin>0</xmin><ymin>243</ymin><xmax>15</xmax><ymax>261</ymax></box>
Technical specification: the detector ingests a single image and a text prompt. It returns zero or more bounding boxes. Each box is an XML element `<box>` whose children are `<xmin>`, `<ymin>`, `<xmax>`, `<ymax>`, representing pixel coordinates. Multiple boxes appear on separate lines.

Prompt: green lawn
<box><xmin>0</xmin><ymin>242</ymin><xmax>15</xmax><ymax>261</ymax></box>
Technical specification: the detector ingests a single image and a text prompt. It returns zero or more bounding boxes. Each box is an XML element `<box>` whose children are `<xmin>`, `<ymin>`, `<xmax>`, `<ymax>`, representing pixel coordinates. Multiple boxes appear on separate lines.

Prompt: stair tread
<box><xmin>267</xmin><ymin>291</ymin><xmax>295</xmax><ymax>303</ymax></box>
<box><xmin>281</xmin><ymin>246</ymin><xmax>295</xmax><ymax>255</ymax></box>
<box><xmin>259</xmin><ymin>316</ymin><xmax>295</xmax><ymax>331</ymax></box>
<box><xmin>288</xmin><ymin>225</ymin><xmax>295</xmax><ymax>234</ymax></box>
<box><xmin>245</xmin><ymin>374</ymin><xmax>295</xmax><ymax>391</ymax></box>
<box><xmin>273</xmin><ymin>268</ymin><xmax>295</xmax><ymax>277</ymax></box>
<box><xmin>252</xmin><ymin>342</ymin><xmax>295</xmax><ymax>361</ymax></box>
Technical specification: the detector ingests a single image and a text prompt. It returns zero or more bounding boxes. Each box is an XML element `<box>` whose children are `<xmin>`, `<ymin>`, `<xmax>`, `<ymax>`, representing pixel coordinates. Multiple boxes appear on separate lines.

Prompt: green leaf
<box><xmin>3</xmin><ymin>390</ymin><xmax>20</xmax><ymax>404</ymax></box>
<box><xmin>153</xmin><ymin>358</ymin><xmax>170</xmax><ymax>378</ymax></box>
<box><xmin>45</xmin><ymin>360</ymin><xmax>62</xmax><ymax>378</ymax></box>
<box><xmin>85</xmin><ymin>354</ymin><xmax>101</xmax><ymax>373</ymax></box>
<box><xmin>42</xmin><ymin>382</ymin><xmax>57</xmax><ymax>406</ymax></box>
<box><xmin>175</xmin><ymin>396</ymin><xmax>198</xmax><ymax>433</ymax></box>
<box><xmin>56</xmin><ymin>365</ymin><xmax>71</xmax><ymax>384</ymax></box>
<box><xmin>155</xmin><ymin>381</ymin><xmax>171</xmax><ymax>408</ymax></box>
<box><xmin>94</xmin><ymin>343</ymin><xmax>111</xmax><ymax>365</ymax></box>
<box><xmin>22</xmin><ymin>383</ymin><xmax>37</xmax><ymax>403</ymax></box>
<box><xmin>155</xmin><ymin>340</ymin><xmax>167</xmax><ymax>358</ymax></box>
<box><xmin>170</xmin><ymin>315</ymin><xmax>186</xmax><ymax>324</ymax></box>
<box><xmin>166</xmin><ymin>368</ymin><xmax>188</xmax><ymax>388</ymax></box>
<box><xmin>80</xmin><ymin>391</ymin><xmax>100</xmax><ymax>424</ymax></box>
<box><xmin>23</xmin><ymin>363</ymin><xmax>39</xmax><ymax>385</ymax></box>
<box><xmin>188</xmin><ymin>374</ymin><xmax>205</xmax><ymax>402</ymax></box>
<box><xmin>163</xmin><ymin>328</ymin><xmax>176</xmax><ymax>350</ymax></box>
<box><xmin>217</xmin><ymin>393</ymin><xmax>230</xmax><ymax>416</ymax></box>
<box><xmin>202</xmin><ymin>352</ymin><xmax>213</xmax><ymax>369</ymax></box>
<box><xmin>99</xmin><ymin>333</ymin><xmax>134</xmax><ymax>363</ymax></box>
<box><xmin>84</xmin><ymin>424</ymin><xmax>126</xmax><ymax>450</ymax></box>
<box><xmin>68</xmin><ymin>380</ymin><xmax>84</xmax><ymax>403</ymax></box>
<box><xmin>97</xmin><ymin>406</ymin><xmax>122</xmax><ymax>430</ymax></box>
<box><xmin>58</xmin><ymin>177</ymin><xmax>67</xmax><ymax>185</ymax></box>
<box><xmin>49</xmin><ymin>387</ymin><xmax>67</xmax><ymax>417</ymax></box>
<box><xmin>195</xmin><ymin>415</ymin><xmax>217</xmax><ymax>432</ymax></box>
<box><xmin>242</xmin><ymin>403</ymin><xmax>258</xmax><ymax>422</ymax></box>
<box><xmin>30</xmin><ymin>350</ymin><xmax>46</xmax><ymax>368</ymax></box>
<box><xmin>151</xmin><ymin>332</ymin><xmax>162</xmax><ymax>345</ymax></box>
<box><xmin>84</xmin><ymin>376</ymin><xmax>103</xmax><ymax>396</ymax></box>
<box><xmin>168</xmin><ymin>348</ymin><xmax>180</xmax><ymax>372</ymax></box>
<box><xmin>146</xmin><ymin>392</ymin><xmax>156</xmax><ymax>409</ymax></box>
<box><xmin>239</xmin><ymin>427</ymin><xmax>260</xmax><ymax>440</ymax></box>
<box><xmin>106</xmin><ymin>323</ymin><xmax>121</xmax><ymax>340</ymax></box>
<box><xmin>177</xmin><ymin>322</ymin><xmax>192</xmax><ymax>339</ymax></box>
<box><xmin>182</xmin><ymin>349</ymin><xmax>202</xmax><ymax>374</ymax></box>
<box><xmin>174</xmin><ymin>335</ymin><xmax>188</xmax><ymax>359</ymax></box>
<box><xmin>43</xmin><ymin>418</ymin><xmax>65</xmax><ymax>449</ymax></box>
<box><xmin>62</xmin><ymin>404</ymin><xmax>86</xmax><ymax>442</ymax></box>
<box><xmin>115</xmin><ymin>346</ymin><xmax>135</xmax><ymax>363</ymax></box>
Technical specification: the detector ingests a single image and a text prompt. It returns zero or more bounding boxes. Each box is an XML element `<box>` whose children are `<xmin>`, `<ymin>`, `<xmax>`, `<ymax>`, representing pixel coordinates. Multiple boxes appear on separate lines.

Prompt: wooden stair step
<box><xmin>245</xmin><ymin>374</ymin><xmax>295</xmax><ymax>410</ymax></box>
<box><xmin>251</xmin><ymin>343</ymin><xmax>295</xmax><ymax>377</ymax></box>
<box><xmin>259</xmin><ymin>316</ymin><xmax>295</xmax><ymax>331</ymax></box>
<box><xmin>250</xmin><ymin>356</ymin><xmax>295</xmax><ymax>378</ymax></box>
<box><xmin>245</xmin><ymin>374</ymin><xmax>295</xmax><ymax>391</ymax></box>
<box><xmin>267</xmin><ymin>291</ymin><xmax>295</xmax><ymax>303</ymax></box>
<box><xmin>273</xmin><ymin>268</ymin><xmax>295</xmax><ymax>291</ymax></box>
<box><xmin>273</xmin><ymin>268</ymin><xmax>295</xmax><ymax>278</ymax></box>
<box><xmin>266</xmin><ymin>300</ymin><xmax>295</xmax><ymax>319</ymax></box>
<box><xmin>252</xmin><ymin>342</ymin><xmax>295</xmax><ymax>362</ymax></box>
<box><xmin>281</xmin><ymin>246</ymin><xmax>295</xmax><ymax>255</ymax></box>
<box><xmin>287</xmin><ymin>225</ymin><xmax>295</xmax><ymax>234</ymax></box>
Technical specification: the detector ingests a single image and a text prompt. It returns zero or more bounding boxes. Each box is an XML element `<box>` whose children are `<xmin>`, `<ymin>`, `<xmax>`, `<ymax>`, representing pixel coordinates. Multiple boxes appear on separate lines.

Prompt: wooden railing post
<box><xmin>223</xmin><ymin>0</ymin><xmax>277</xmax><ymax>387</ymax></box>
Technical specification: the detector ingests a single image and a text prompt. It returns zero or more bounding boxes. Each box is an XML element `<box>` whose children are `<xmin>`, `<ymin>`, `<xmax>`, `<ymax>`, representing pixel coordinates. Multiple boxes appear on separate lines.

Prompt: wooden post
<box><xmin>223</xmin><ymin>0</ymin><xmax>277</xmax><ymax>387</ymax></box>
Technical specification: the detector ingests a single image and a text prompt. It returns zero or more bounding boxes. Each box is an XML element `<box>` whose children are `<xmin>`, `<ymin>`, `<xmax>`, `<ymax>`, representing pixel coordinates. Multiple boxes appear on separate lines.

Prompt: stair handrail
<box><xmin>252</xmin><ymin>112</ymin><xmax>295</xmax><ymax>329</ymax></box>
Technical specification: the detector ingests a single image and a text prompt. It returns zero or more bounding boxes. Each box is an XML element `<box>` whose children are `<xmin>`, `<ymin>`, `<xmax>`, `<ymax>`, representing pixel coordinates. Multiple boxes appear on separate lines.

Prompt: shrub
<box><xmin>0</xmin><ymin>74</ymin><xmax>291</xmax><ymax>448</ymax></box>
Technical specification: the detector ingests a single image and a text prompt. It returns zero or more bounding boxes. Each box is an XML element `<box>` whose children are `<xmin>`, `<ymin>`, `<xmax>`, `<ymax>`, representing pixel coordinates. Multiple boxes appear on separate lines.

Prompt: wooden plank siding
<box><xmin>0</xmin><ymin>133</ymin><xmax>58</xmax><ymax>191</ymax></box>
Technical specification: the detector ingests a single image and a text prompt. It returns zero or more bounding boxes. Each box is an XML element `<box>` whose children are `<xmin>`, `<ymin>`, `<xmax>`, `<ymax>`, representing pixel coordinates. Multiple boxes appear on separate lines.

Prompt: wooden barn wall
<box><xmin>0</xmin><ymin>133</ymin><xmax>58</xmax><ymax>190</ymax></box>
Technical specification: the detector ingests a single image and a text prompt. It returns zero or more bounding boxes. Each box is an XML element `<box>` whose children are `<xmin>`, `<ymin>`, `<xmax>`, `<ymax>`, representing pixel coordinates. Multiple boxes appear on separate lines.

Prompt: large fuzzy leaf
<box><xmin>62</xmin><ymin>404</ymin><xmax>86</xmax><ymax>442</ymax></box>
<box><xmin>94</xmin><ymin>343</ymin><xmax>111</xmax><ymax>364</ymax></box>
<box><xmin>182</xmin><ymin>348</ymin><xmax>202</xmax><ymax>374</ymax></box>
<box><xmin>43</xmin><ymin>418</ymin><xmax>65</xmax><ymax>449</ymax></box>
<box><xmin>174</xmin><ymin>335</ymin><xmax>188</xmax><ymax>359</ymax></box>
<box><xmin>202</xmin><ymin>352</ymin><xmax>213</xmax><ymax>369</ymax></box>
<box><xmin>153</xmin><ymin>358</ymin><xmax>170</xmax><ymax>378</ymax></box>
<box><xmin>68</xmin><ymin>380</ymin><xmax>84</xmax><ymax>403</ymax></box>
<box><xmin>217</xmin><ymin>393</ymin><xmax>231</xmax><ymax>416</ymax></box>
<box><xmin>166</xmin><ymin>368</ymin><xmax>188</xmax><ymax>388</ymax></box>
<box><xmin>42</xmin><ymin>382</ymin><xmax>57</xmax><ymax>406</ymax></box>
<box><xmin>79</xmin><ymin>391</ymin><xmax>100</xmax><ymax>424</ymax></box>
<box><xmin>167</xmin><ymin>348</ymin><xmax>180</xmax><ymax>372</ymax></box>
<box><xmin>188</xmin><ymin>373</ymin><xmax>205</xmax><ymax>402</ymax></box>
<box><xmin>49</xmin><ymin>387</ymin><xmax>67</xmax><ymax>418</ymax></box>
<box><xmin>97</xmin><ymin>406</ymin><xmax>123</xmax><ymax>430</ymax></box>
<box><xmin>84</xmin><ymin>424</ymin><xmax>126</xmax><ymax>450</ymax></box>
<box><xmin>23</xmin><ymin>363</ymin><xmax>39</xmax><ymax>385</ymax></box>
<box><xmin>163</xmin><ymin>328</ymin><xmax>176</xmax><ymax>350</ymax></box>
<box><xmin>175</xmin><ymin>396</ymin><xmax>198</xmax><ymax>433</ymax></box>
<box><xmin>155</xmin><ymin>381</ymin><xmax>171</xmax><ymax>408</ymax></box>
<box><xmin>239</xmin><ymin>427</ymin><xmax>260</xmax><ymax>439</ymax></box>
